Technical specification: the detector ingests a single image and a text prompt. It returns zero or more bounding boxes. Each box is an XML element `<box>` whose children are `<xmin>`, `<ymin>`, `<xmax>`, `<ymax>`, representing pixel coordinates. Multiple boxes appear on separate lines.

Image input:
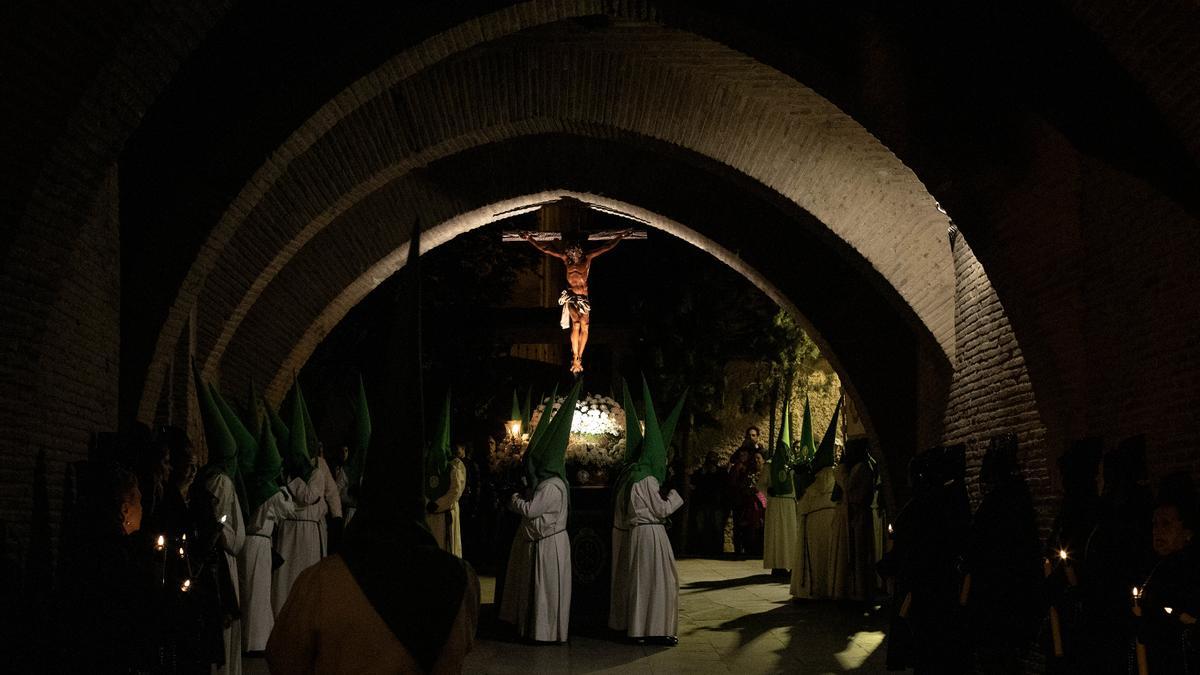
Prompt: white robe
<box><xmin>500</xmin><ymin>477</ymin><xmax>572</xmax><ymax>642</ymax></box>
<box><xmin>238</xmin><ymin>490</ymin><xmax>294</xmax><ymax>652</ymax></box>
<box><xmin>790</xmin><ymin>466</ymin><xmax>850</xmax><ymax>600</ymax></box>
<box><xmin>763</xmin><ymin>492</ymin><xmax>798</xmax><ymax>570</ymax></box>
<box><xmin>624</xmin><ymin>476</ymin><xmax>683</xmax><ymax>638</ymax></box>
<box><xmin>206</xmin><ymin>471</ymin><xmax>245</xmax><ymax>675</ymax></box>
<box><xmin>608</xmin><ymin>486</ymin><xmax>632</xmax><ymax>631</ymax></box>
<box><xmin>425</xmin><ymin>457</ymin><xmax>466</xmax><ymax>557</ymax></box>
<box><xmin>272</xmin><ymin>473</ymin><xmax>325</xmax><ymax>613</ymax></box>
<box><xmin>312</xmin><ymin>456</ymin><xmax>343</xmax><ymax>552</ymax></box>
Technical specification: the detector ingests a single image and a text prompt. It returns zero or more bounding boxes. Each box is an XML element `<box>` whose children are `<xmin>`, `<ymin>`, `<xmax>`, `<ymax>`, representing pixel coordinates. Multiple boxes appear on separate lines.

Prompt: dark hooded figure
<box><xmin>879</xmin><ymin>446</ymin><xmax>970</xmax><ymax>673</ymax></box>
<box><xmin>964</xmin><ymin>434</ymin><xmax>1044</xmax><ymax>673</ymax></box>
<box><xmin>59</xmin><ymin>463</ymin><xmax>157</xmax><ymax>673</ymax></box>
<box><xmin>1044</xmin><ymin>437</ymin><xmax>1102</xmax><ymax>671</ymax></box>
<box><xmin>266</xmin><ymin>225</ymin><xmax>480</xmax><ymax>674</ymax></box>
<box><xmin>1077</xmin><ymin>435</ymin><xmax>1155</xmax><ymax>674</ymax></box>
<box><xmin>1136</xmin><ymin>473</ymin><xmax>1199</xmax><ymax>674</ymax></box>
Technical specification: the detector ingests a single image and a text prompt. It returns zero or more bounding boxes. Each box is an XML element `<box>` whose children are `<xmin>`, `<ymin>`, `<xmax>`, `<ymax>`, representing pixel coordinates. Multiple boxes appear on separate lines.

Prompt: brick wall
<box><xmin>0</xmin><ymin>166</ymin><xmax>121</xmax><ymax>566</ymax></box>
<box><xmin>942</xmin><ymin>234</ymin><xmax>1053</xmax><ymax>531</ymax></box>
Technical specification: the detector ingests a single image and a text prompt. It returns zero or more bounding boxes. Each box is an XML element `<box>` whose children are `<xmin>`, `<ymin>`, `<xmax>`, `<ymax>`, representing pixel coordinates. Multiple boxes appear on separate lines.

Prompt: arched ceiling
<box><xmin>202</xmin><ymin>132</ymin><xmax>941</xmax><ymax>467</ymax></box>
<box><xmin>134</xmin><ymin>16</ymin><xmax>957</xmax><ymax>426</ymax></box>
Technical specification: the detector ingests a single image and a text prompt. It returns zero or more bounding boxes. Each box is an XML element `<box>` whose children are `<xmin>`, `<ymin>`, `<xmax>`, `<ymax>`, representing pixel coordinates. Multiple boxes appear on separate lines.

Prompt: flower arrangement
<box><xmin>529</xmin><ymin>393</ymin><xmax>627</xmax><ymax>480</ymax></box>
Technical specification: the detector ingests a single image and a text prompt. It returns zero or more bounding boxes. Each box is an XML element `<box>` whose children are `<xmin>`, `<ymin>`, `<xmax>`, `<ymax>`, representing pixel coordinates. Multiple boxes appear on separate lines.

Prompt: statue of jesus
<box><xmin>520</xmin><ymin>229</ymin><xmax>634</xmax><ymax>374</ymax></box>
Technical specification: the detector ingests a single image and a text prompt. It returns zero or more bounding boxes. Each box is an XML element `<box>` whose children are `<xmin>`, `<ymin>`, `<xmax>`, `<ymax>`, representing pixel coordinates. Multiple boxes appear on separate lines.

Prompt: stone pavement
<box><xmin>465</xmin><ymin>557</ymin><xmax>888</xmax><ymax>674</ymax></box>
<box><xmin>246</xmin><ymin>557</ymin><xmax>888</xmax><ymax>674</ymax></box>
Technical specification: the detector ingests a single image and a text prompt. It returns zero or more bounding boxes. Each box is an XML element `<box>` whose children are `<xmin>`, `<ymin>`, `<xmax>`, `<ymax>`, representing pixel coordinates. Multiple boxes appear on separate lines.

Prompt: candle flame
<box><xmin>178</xmin><ymin>547</ymin><xmax>185</xmax><ymax>558</ymax></box>
<box><xmin>1132</xmin><ymin>587</ymin><xmax>1141</xmax><ymax>599</ymax></box>
<box><xmin>155</xmin><ymin>535</ymin><xmax>165</xmax><ymax>550</ymax></box>
<box><xmin>887</xmin><ymin>524</ymin><xmax>894</xmax><ymax>535</ymax></box>
<box><xmin>219</xmin><ymin>515</ymin><xmax>227</xmax><ymax>524</ymax></box>
<box><xmin>181</xmin><ymin>534</ymin><xmax>186</xmax><ymax>541</ymax></box>
<box><xmin>181</xmin><ymin>579</ymin><xmax>191</xmax><ymax>592</ymax></box>
<box><xmin>1058</xmin><ymin>549</ymin><xmax>1068</xmax><ymax>561</ymax></box>
<box><xmin>1165</xmin><ymin>607</ymin><xmax>1174</xmax><ymax>614</ymax></box>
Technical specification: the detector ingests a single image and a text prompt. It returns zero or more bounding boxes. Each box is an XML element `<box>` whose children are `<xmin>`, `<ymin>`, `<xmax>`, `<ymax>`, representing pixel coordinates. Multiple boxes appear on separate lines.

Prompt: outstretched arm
<box><xmin>521</xmin><ymin>232</ymin><xmax>566</xmax><ymax>260</ymax></box>
<box><xmin>585</xmin><ymin>228</ymin><xmax>634</xmax><ymax>260</ymax></box>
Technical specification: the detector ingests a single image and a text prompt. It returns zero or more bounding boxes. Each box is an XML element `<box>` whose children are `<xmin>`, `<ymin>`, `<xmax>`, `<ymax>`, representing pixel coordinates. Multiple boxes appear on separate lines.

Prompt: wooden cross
<box><xmin>500</xmin><ymin>199</ymin><xmax>646</xmax><ymax>374</ymax></box>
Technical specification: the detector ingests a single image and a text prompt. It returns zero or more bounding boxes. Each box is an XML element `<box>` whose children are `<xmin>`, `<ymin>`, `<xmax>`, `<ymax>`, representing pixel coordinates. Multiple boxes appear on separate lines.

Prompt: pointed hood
<box><xmin>286</xmin><ymin>377</ymin><xmax>314</xmax><ymax>481</ymax></box>
<box><xmin>340</xmin><ymin>222</ymin><xmax>468</xmax><ymax>674</ymax></box>
<box><xmin>510</xmin><ymin>389</ymin><xmax>522</xmax><ymax>424</ymax></box>
<box><xmin>527</xmin><ymin>384</ymin><xmax>560</xmax><ymax>451</ymax></box>
<box><xmin>266</xmin><ymin>397</ymin><xmax>290</xmax><ymax>453</ymax></box>
<box><xmin>625</xmin><ymin>377</ymin><xmax>679</xmax><ymax>486</ymax></box>
<box><xmin>521</xmin><ymin>388</ymin><xmax>533</xmax><ymax>431</ymax></box>
<box><xmin>192</xmin><ymin>361</ymin><xmax>238</xmax><ymax>476</ymax></box>
<box><xmin>769</xmin><ymin>395</ymin><xmax>795</xmax><ymax>496</ymax></box>
<box><xmin>297</xmin><ymin>379</ymin><xmax>320</xmax><ymax>458</ymax></box>
<box><xmin>212</xmin><ymin>382</ymin><xmax>258</xmax><ymax>482</ymax></box>
<box><xmin>345</xmin><ymin>374</ymin><xmax>372</xmax><ymax>492</ymax></box>
<box><xmin>620</xmin><ymin>378</ymin><xmax>643</xmax><ymax>466</ymax></box>
<box><xmin>249</xmin><ymin>419</ymin><xmax>285</xmax><ymax>514</ymax></box>
<box><xmin>798</xmin><ymin>396</ymin><xmax>817</xmax><ymax>462</ymax></box>
<box><xmin>812</xmin><ymin>396</ymin><xmax>843</xmax><ymax>472</ymax></box>
<box><xmin>425</xmin><ymin>390</ymin><xmax>453</xmax><ymax>500</ymax></box>
<box><xmin>526</xmin><ymin>380</ymin><xmax>581</xmax><ymax>486</ymax></box>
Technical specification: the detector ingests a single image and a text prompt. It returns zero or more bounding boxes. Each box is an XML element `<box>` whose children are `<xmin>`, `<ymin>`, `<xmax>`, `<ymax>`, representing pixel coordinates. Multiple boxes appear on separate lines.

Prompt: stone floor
<box><xmin>246</xmin><ymin>557</ymin><xmax>888</xmax><ymax>674</ymax></box>
<box><xmin>465</xmin><ymin>558</ymin><xmax>888</xmax><ymax>674</ymax></box>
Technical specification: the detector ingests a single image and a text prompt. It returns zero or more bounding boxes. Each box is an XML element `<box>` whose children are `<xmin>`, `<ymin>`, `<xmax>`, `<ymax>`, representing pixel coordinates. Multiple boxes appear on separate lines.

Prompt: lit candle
<box><xmin>1132</xmin><ymin>587</ymin><xmax>1148</xmax><ymax>675</ymax></box>
<box><xmin>180</xmin><ymin>579</ymin><xmax>191</xmax><ymax>592</ymax></box>
<box><xmin>1164</xmin><ymin>607</ymin><xmax>1174</xmax><ymax>615</ymax></box>
<box><xmin>178</xmin><ymin>547</ymin><xmax>185</xmax><ymax>558</ymax></box>
<box><xmin>219</xmin><ymin>514</ymin><xmax>227</xmax><ymax>524</ymax></box>
<box><xmin>1043</xmin><ymin>558</ymin><xmax>1063</xmax><ymax>657</ymax></box>
<box><xmin>1058</xmin><ymin>549</ymin><xmax>1078</xmax><ymax>586</ymax></box>
<box><xmin>155</xmin><ymin>534</ymin><xmax>166</xmax><ymax>585</ymax></box>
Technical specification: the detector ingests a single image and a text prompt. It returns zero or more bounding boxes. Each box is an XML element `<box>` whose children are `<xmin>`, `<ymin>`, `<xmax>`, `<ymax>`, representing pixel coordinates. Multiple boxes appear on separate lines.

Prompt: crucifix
<box><xmin>502</xmin><ymin>203</ymin><xmax>646</xmax><ymax>375</ymax></box>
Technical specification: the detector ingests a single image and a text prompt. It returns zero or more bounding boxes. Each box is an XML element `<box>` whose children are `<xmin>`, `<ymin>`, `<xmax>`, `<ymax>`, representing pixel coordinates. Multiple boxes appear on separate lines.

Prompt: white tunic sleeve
<box><xmin>509</xmin><ymin>478</ymin><xmax>561</xmax><ymax>519</ymax></box>
<box><xmin>631</xmin><ymin>476</ymin><xmax>683</xmax><ymax>524</ymax></box>
<box><xmin>207</xmin><ymin>472</ymin><xmax>246</xmax><ymax>556</ymax></box>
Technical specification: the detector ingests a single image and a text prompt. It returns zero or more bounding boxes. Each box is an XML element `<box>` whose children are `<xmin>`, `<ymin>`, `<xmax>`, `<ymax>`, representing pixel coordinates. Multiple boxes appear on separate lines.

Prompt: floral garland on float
<box><xmin>489</xmin><ymin>393</ymin><xmax>627</xmax><ymax>485</ymax></box>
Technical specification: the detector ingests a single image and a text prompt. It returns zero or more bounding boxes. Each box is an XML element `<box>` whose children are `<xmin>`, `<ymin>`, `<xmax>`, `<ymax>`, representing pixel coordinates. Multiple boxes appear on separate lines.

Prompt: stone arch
<box><xmin>139</xmin><ymin>17</ymin><xmax>958</xmax><ymax>426</ymax></box>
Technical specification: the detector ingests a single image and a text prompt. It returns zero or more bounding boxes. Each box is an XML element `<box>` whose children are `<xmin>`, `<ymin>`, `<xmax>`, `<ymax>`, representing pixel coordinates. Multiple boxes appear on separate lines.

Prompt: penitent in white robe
<box><xmin>238</xmin><ymin>489</ymin><xmax>294</xmax><ymax>652</ymax></box>
<box><xmin>500</xmin><ymin>477</ymin><xmax>572</xmax><ymax>642</ymax></box>
<box><xmin>625</xmin><ymin>476</ymin><xmax>684</xmax><ymax>638</ymax></box>
<box><xmin>763</xmin><ymin>492</ymin><xmax>798</xmax><ymax>570</ymax></box>
<box><xmin>608</xmin><ymin>486</ymin><xmax>632</xmax><ymax>631</ymax></box>
<box><xmin>206</xmin><ymin>471</ymin><xmax>246</xmax><ymax>675</ymax></box>
<box><xmin>426</xmin><ymin>458</ymin><xmax>466</xmax><ymax>557</ymax></box>
<box><xmin>790</xmin><ymin>466</ymin><xmax>850</xmax><ymax>600</ymax></box>
<box><xmin>272</xmin><ymin>472</ymin><xmax>326</xmax><ymax>614</ymax></box>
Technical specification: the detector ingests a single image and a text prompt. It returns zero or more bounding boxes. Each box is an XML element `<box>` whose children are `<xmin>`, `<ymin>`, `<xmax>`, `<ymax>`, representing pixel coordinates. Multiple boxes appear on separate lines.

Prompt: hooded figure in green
<box><xmin>790</xmin><ymin>395</ymin><xmax>849</xmax><ymax>601</ymax></box>
<box><xmin>498</xmin><ymin>379</ymin><xmax>581</xmax><ymax>643</ymax></box>
<box><xmin>763</xmin><ymin>396</ymin><xmax>800</xmax><ymax>571</ymax></box>
<box><xmin>611</xmin><ymin>378</ymin><xmax>686</xmax><ymax>641</ymax></box>
<box><xmin>189</xmin><ymin>363</ymin><xmax>247</xmax><ymax>674</ymax></box>
<box><xmin>239</xmin><ymin>405</ymin><xmax>297</xmax><ymax>652</ymax></box>
<box><xmin>424</xmin><ymin>391</ymin><xmax>466</xmax><ymax>557</ymax></box>
<box><xmin>267</xmin><ymin>223</ymin><xmax>480</xmax><ymax>674</ymax></box>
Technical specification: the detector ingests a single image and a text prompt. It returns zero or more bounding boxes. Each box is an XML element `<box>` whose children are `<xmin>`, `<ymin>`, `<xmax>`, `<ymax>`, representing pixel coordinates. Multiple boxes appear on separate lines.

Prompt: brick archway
<box><xmin>137</xmin><ymin>18</ymin><xmax>958</xmax><ymax>434</ymax></box>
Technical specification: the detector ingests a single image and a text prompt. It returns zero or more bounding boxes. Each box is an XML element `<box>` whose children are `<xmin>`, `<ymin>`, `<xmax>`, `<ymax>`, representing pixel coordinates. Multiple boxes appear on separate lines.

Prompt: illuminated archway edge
<box><xmin>263</xmin><ymin>189</ymin><xmax>883</xmax><ymax>454</ymax></box>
